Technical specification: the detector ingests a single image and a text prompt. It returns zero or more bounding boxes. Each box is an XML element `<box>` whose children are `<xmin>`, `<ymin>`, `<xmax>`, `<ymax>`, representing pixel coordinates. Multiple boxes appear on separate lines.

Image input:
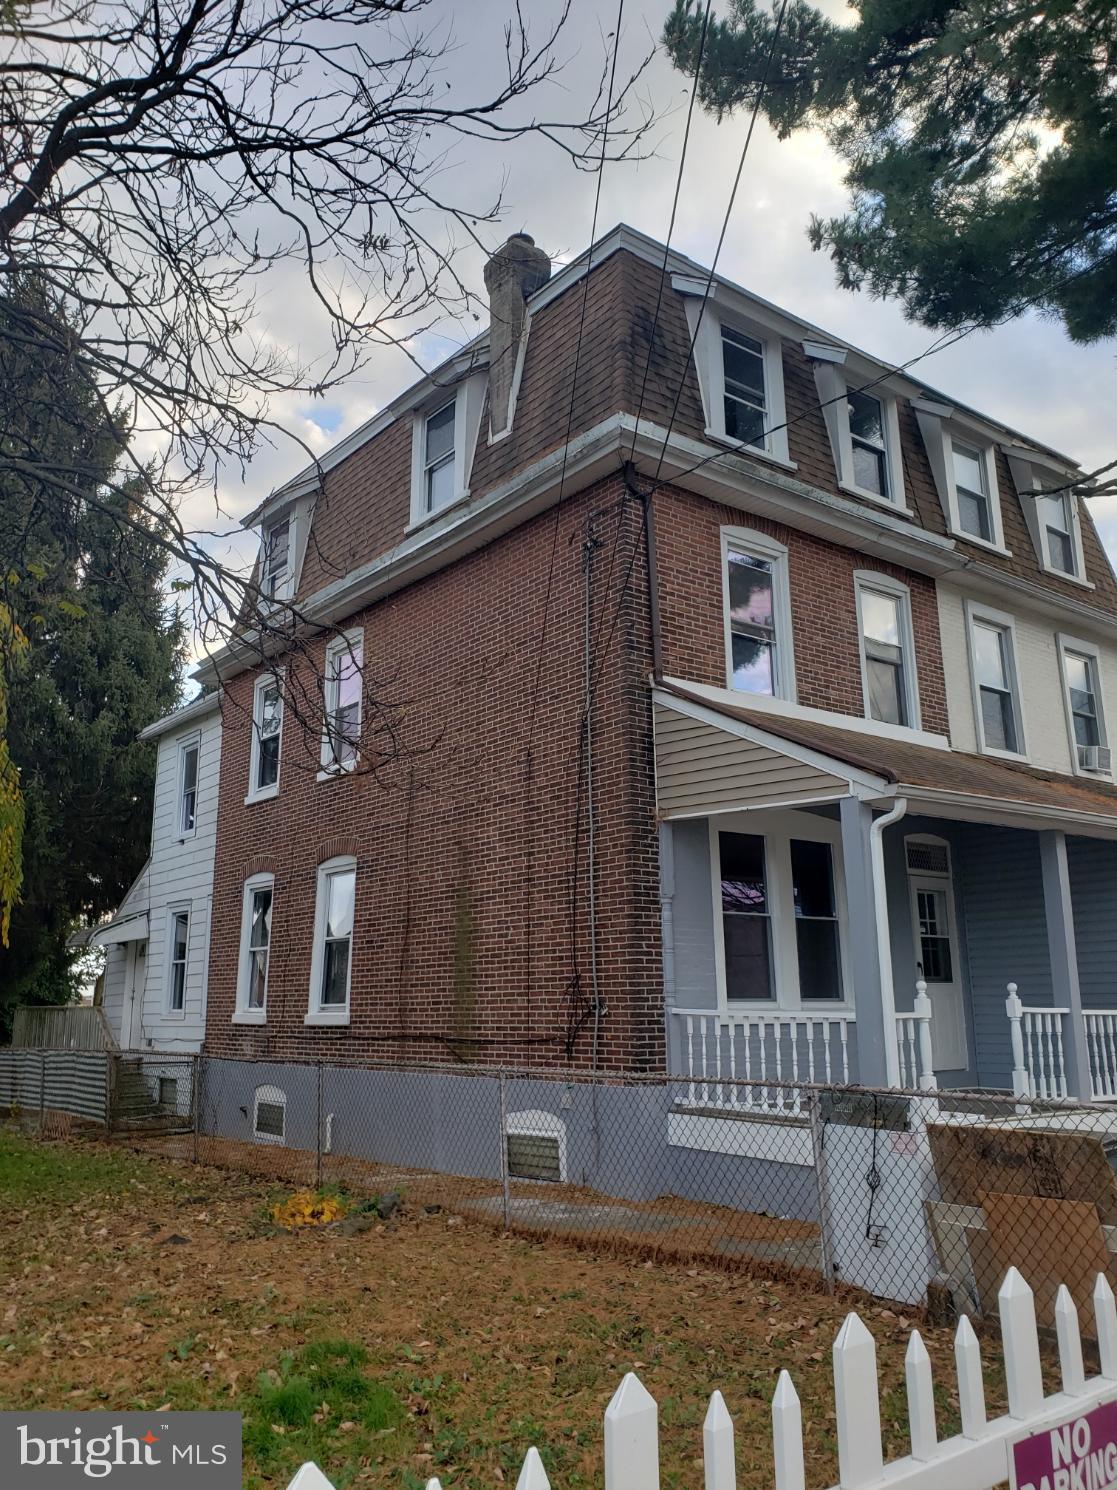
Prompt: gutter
<box><xmin>870</xmin><ymin>797</ymin><xmax>908</xmax><ymax>1088</ymax></box>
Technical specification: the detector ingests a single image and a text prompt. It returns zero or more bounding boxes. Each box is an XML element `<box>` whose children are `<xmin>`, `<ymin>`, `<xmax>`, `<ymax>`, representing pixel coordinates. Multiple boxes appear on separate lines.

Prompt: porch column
<box><xmin>1039</xmin><ymin>830</ymin><xmax>1091</xmax><ymax>1101</ymax></box>
<box><xmin>839</xmin><ymin>797</ymin><xmax>894</xmax><ymax>1087</ymax></box>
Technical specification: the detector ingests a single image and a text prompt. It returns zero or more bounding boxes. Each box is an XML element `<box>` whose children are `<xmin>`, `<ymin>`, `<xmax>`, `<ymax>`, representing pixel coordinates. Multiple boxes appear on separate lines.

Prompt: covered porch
<box><xmin>654</xmin><ymin>681</ymin><xmax>1117</xmax><ymax>1109</ymax></box>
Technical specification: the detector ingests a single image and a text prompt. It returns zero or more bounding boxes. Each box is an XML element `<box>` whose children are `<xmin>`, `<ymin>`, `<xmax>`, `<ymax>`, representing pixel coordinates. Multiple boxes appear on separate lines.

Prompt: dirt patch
<box><xmin>0</xmin><ymin>1129</ymin><xmax>1039</xmax><ymax>1490</ymax></box>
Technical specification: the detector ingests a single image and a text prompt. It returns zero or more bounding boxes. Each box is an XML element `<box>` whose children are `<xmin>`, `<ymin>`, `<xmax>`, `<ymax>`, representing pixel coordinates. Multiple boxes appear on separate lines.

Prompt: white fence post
<box><xmin>833</xmin><ymin>1313</ymin><xmax>883</xmax><ymax>1489</ymax></box>
<box><xmin>604</xmin><ymin>1372</ymin><xmax>659</xmax><ymax>1490</ymax></box>
<box><xmin>286</xmin><ymin>1466</ymin><xmax>336</xmax><ymax>1490</ymax></box>
<box><xmin>954</xmin><ymin>1314</ymin><xmax>986</xmax><ymax>1440</ymax></box>
<box><xmin>704</xmin><ymin>1390</ymin><xmax>736</xmax><ymax>1490</ymax></box>
<box><xmin>1006</xmin><ymin>984</ymin><xmax>1031</xmax><ymax>1098</ymax></box>
<box><xmin>904</xmin><ymin>1331</ymin><xmax>937</xmax><ymax>1461</ymax></box>
<box><xmin>772</xmin><ymin>1370</ymin><xmax>804</xmax><ymax>1490</ymax></box>
<box><xmin>1097</xmin><ymin>1275</ymin><xmax>1117</xmax><ymax>1380</ymax></box>
<box><xmin>1000</xmin><ymin>1267</ymin><xmax>1043</xmax><ymax>1418</ymax></box>
<box><xmin>515</xmin><ymin>1447</ymin><xmax>550</xmax><ymax>1490</ymax></box>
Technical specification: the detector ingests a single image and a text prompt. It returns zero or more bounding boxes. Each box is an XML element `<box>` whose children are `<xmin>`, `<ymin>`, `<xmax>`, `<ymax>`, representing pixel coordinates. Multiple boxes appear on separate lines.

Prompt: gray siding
<box><xmin>1068</xmin><ymin>837</ymin><xmax>1117</xmax><ymax>1010</ymax></box>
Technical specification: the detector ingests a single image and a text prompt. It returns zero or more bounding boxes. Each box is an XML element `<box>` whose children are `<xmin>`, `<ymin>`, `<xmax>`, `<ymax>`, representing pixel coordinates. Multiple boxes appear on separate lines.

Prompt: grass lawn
<box><xmin>0</xmin><ymin>1128</ymin><xmax>1025</xmax><ymax>1490</ymax></box>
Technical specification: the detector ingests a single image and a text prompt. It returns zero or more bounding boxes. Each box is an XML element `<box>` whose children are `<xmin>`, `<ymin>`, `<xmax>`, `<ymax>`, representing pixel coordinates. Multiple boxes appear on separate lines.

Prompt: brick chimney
<box><xmin>484</xmin><ymin>232</ymin><xmax>551</xmax><ymax>438</ymax></box>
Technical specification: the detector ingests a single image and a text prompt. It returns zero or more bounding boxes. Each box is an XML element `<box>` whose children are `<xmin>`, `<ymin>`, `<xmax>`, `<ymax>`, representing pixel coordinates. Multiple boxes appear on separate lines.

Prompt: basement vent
<box><xmin>906</xmin><ymin>839</ymin><xmax>950</xmax><ymax>876</ymax></box>
<box><xmin>253</xmin><ymin>1084</ymin><xmax>287</xmax><ymax>1143</ymax></box>
<box><xmin>506</xmin><ymin>1132</ymin><xmax>562</xmax><ymax>1183</ymax></box>
<box><xmin>158</xmin><ymin>1077</ymin><xmax>178</xmax><ymax>1108</ymax></box>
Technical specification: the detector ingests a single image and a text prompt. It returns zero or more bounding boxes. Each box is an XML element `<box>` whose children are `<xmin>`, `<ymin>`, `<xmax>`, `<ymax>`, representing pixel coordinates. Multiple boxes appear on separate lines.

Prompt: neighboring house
<box><xmin>96</xmin><ymin>691</ymin><xmax>222</xmax><ymax>1052</ymax></box>
<box><xmin>193</xmin><ymin>224</ymin><xmax>1117</xmax><ymax>1194</ymax></box>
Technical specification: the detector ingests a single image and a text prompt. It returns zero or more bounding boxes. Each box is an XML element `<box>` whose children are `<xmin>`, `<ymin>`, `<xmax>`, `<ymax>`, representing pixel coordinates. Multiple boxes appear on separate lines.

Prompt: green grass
<box><xmin>0</xmin><ymin>1128</ymin><xmax>176</xmax><ymax>1205</ymax></box>
<box><xmin>243</xmin><ymin>1338</ymin><xmax>408</xmax><ymax>1485</ymax></box>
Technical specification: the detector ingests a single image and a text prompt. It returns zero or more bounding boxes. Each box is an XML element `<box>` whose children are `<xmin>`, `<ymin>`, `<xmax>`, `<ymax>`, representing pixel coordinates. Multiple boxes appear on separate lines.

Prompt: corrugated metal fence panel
<box><xmin>43</xmin><ymin>1052</ymin><xmax>109</xmax><ymax>1122</ymax></box>
<box><xmin>0</xmin><ymin>1048</ymin><xmax>108</xmax><ymax>1124</ymax></box>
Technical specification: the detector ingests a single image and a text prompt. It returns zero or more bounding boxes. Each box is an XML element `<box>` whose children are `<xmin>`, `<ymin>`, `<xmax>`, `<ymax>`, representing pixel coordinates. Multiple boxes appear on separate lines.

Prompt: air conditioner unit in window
<box><xmin>1078</xmin><ymin>743</ymin><xmax>1113</xmax><ymax>773</ymax></box>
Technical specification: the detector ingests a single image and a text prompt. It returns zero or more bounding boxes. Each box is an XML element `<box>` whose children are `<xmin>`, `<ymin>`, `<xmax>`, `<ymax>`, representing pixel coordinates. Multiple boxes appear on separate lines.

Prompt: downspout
<box><xmin>870</xmin><ymin>796</ymin><xmax>908</xmax><ymax>1088</ymax></box>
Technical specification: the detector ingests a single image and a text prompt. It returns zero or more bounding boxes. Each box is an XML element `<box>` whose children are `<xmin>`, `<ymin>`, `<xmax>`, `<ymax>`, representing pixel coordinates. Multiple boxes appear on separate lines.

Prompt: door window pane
<box><xmin>727</xmin><ymin>549</ymin><xmax>777</xmax><ymax>695</ymax></box>
<box><xmin>791</xmin><ymin>839</ymin><xmax>841</xmax><ymax>1000</ymax></box>
<box><xmin>720</xmin><ymin>833</ymin><xmax>773</xmax><ymax>1000</ymax></box>
<box><xmin>917</xmin><ymin>889</ymin><xmax>954</xmax><ymax>982</ymax></box>
<box><xmin>722</xmin><ymin>327</ymin><xmax>767</xmax><ymax>448</ymax></box>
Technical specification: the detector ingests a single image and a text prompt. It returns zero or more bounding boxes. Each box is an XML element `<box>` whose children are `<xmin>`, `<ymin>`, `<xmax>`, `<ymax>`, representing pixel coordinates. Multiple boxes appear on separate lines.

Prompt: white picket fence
<box><xmin>285</xmin><ymin>1266</ymin><xmax>1117</xmax><ymax>1490</ymax></box>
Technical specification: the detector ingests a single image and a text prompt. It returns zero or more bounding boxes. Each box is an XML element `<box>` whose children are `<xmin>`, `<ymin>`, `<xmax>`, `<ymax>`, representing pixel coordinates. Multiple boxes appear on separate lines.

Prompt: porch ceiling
<box><xmin>655</xmin><ymin>682</ymin><xmax>1117</xmax><ymax>838</ymax></box>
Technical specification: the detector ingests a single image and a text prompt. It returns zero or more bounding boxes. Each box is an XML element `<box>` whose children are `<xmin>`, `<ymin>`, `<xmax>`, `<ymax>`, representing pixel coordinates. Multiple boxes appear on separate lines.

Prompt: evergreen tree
<box><xmin>0</xmin><ymin>284</ymin><xmax>182</xmax><ymax>1025</ymax></box>
<box><xmin>664</xmin><ymin>0</ymin><xmax>1117</xmax><ymax>342</ymax></box>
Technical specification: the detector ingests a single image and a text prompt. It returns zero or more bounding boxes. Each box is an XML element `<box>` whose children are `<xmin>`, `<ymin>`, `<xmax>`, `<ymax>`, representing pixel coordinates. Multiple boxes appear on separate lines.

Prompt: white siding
<box><xmin>937</xmin><ymin>583</ymin><xmax>1117</xmax><ymax>776</ymax></box>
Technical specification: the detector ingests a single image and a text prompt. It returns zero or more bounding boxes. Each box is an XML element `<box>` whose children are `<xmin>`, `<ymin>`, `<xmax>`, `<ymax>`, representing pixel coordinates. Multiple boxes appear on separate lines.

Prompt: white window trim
<box><xmin>176</xmin><ymin>734</ymin><xmax>201</xmax><ymax>841</ymax></box>
<box><xmin>408</xmin><ymin>375</ymin><xmax>486</xmax><ymax>529</ymax></box>
<box><xmin>164</xmin><ymin>903</ymin><xmax>190</xmax><ymax>1020</ymax></box>
<box><xmin>233</xmin><ymin>872</ymin><xmax>275</xmax><ymax>1025</ymax></box>
<box><xmin>684</xmin><ymin>295</ymin><xmax>794</xmax><ymax>469</ymax></box>
<box><xmin>965</xmin><ymin>600</ymin><xmax>1027</xmax><ymax>761</ymax></box>
<box><xmin>805</xmin><ymin>346</ymin><xmax>910</xmax><ymax>513</ymax></box>
<box><xmin>253</xmin><ymin>1084</ymin><xmax>286</xmax><ymax>1145</ymax></box>
<box><xmin>914</xmin><ymin>402</ymin><xmax>1011</xmax><ymax>556</ymax></box>
<box><xmin>318</xmin><ymin>628</ymin><xmax>363</xmax><ymax>781</ymax></box>
<box><xmin>505</xmin><ymin>1109</ymin><xmax>568</xmax><ymax>1182</ymax></box>
<box><xmin>708</xmin><ymin>808</ymin><xmax>854</xmax><ymax>1014</ymax></box>
<box><xmin>1003</xmin><ymin>448</ymin><xmax>1092</xmax><ymax>588</ymax></box>
<box><xmin>246</xmin><ymin>672</ymin><xmax>283</xmax><ymax>804</ymax></box>
<box><xmin>306</xmin><ymin>854</ymin><xmax>357</xmax><ymax>1025</ymax></box>
<box><xmin>854</xmin><ymin>571</ymin><xmax>922</xmax><ymax>731</ymax></box>
<box><xmin>720</xmin><ymin>526</ymin><xmax>797</xmax><ymax>703</ymax></box>
<box><xmin>1056</xmin><ymin>633</ymin><xmax>1111</xmax><ymax>778</ymax></box>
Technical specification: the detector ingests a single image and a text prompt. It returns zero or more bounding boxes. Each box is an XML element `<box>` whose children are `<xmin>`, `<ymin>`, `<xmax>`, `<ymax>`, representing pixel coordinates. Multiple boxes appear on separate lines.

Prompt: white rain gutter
<box><xmin>871</xmin><ymin>796</ymin><xmax>908</xmax><ymax>1088</ymax></box>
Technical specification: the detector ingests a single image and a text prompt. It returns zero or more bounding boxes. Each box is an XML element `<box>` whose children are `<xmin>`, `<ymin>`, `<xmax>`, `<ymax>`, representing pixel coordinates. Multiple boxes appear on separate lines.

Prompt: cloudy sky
<box><xmin>198</xmin><ymin>0</ymin><xmax>1117</xmax><ymax>589</ymax></box>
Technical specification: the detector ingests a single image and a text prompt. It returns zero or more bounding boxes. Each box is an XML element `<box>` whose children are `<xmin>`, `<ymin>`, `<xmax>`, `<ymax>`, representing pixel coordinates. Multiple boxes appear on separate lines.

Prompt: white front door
<box><xmin>125</xmin><ymin>942</ymin><xmax>147</xmax><ymax>1049</ymax></box>
<box><xmin>909</xmin><ymin>877</ymin><xmax>967</xmax><ymax>1071</ymax></box>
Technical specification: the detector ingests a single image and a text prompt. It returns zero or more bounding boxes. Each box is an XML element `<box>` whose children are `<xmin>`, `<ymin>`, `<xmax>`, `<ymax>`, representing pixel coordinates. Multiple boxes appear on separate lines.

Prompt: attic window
<box><xmin>1041</xmin><ymin>492</ymin><xmax>1076</xmax><ymax>575</ymax></box>
<box><xmin>264</xmin><ymin>518</ymin><xmax>291</xmax><ymax>599</ymax></box>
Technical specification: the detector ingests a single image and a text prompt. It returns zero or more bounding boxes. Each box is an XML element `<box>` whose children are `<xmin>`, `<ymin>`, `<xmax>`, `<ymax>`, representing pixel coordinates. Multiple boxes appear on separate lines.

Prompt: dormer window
<box><xmin>848</xmin><ymin>390</ymin><xmax>889</xmax><ymax>499</ymax></box>
<box><xmin>264</xmin><ymin>518</ymin><xmax>291</xmax><ymax>600</ymax></box>
<box><xmin>951</xmin><ymin>441</ymin><xmax>994</xmax><ymax>543</ymax></box>
<box><xmin>721</xmin><ymin>327</ymin><xmax>768</xmax><ymax>449</ymax></box>
<box><xmin>914</xmin><ymin>402</ymin><xmax>1007</xmax><ymax>552</ymax></box>
<box><xmin>423</xmin><ymin>401</ymin><xmax>456</xmax><ymax>514</ymax></box>
<box><xmin>1041</xmin><ymin>491</ymin><xmax>1075</xmax><ymax>574</ymax></box>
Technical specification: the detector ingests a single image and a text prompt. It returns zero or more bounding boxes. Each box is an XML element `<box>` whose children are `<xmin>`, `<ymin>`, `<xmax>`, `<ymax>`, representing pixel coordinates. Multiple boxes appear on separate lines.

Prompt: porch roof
<box><xmin>655</xmin><ymin>682</ymin><xmax>1117</xmax><ymax>837</ymax></box>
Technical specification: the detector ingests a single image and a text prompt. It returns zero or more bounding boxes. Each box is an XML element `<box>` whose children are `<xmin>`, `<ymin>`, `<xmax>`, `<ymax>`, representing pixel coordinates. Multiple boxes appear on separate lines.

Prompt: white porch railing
<box><xmin>1084</xmin><ymin>1011</ymin><xmax>1117</xmax><ymax>1100</ymax></box>
<box><xmin>288</xmin><ymin>1267</ymin><xmax>1117</xmax><ymax>1490</ymax></box>
<box><xmin>671</xmin><ymin>1008</ymin><xmax>853</xmax><ymax>1114</ymax></box>
<box><xmin>893</xmin><ymin>980</ymin><xmax>936</xmax><ymax>1091</ymax></box>
<box><xmin>1006</xmin><ymin>984</ymin><xmax>1069</xmax><ymax>1099</ymax></box>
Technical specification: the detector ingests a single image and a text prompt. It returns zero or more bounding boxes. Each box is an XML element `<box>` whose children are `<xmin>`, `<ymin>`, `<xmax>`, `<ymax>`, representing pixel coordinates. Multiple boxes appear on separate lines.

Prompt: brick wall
<box><xmin>206</xmin><ymin>474</ymin><xmax>665</xmax><ymax>1072</ymax></box>
<box><xmin>652</xmin><ymin>485</ymin><xmax>950</xmax><ymax>733</ymax></box>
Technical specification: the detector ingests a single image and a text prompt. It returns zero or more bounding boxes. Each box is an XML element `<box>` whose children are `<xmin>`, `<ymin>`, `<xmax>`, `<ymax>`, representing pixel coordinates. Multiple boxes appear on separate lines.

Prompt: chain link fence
<box><xmin>5</xmin><ymin>1047</ymin><xmax>1117</xmax><ymax>1313</ymax></box>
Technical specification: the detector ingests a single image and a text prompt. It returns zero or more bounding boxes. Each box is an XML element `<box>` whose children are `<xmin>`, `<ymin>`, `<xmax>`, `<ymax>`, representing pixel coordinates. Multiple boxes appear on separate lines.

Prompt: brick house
<box><xmin>191</xmin><ymin>224</ymin><xmax>1117</xmax><ymax>1205</ymax></box>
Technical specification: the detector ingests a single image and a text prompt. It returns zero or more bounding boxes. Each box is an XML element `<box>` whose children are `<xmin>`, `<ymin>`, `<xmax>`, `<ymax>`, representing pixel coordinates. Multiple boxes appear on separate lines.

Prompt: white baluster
<box><xmin>1007</xmin><ymin>985</ymin><xmax>1030</xmax><ymax>1099</ymax></box>
<box><xmin>728</xmin><ymin>1015</ymin><xmax>738</xmax><ymax>1109</ymax></box>
<box><xmin>704</xmin><ymin>1390</ymin><xmax>736</xmax><ymax>1490</ymax></box>
<box><xmin>999</xmin><ymin>1268</ymin><xmax>1043</xmax><ymax>1418</ymax></box>
<box><xmin>604</xmin><ymin>1373</ymin><xmax>659</xmax><ymax>1490</ymax></box>
<box><xmin>839</xmin><ymin>1020</ymin><xmax>849</xmax><ymax>1084</ymax></box>
<box><xmin>686</xmin><ymin>1015</ymin><xmax>696</xmax><ymax>1104</ymax></box>
<box><xmin>914</xmin><ymin>981</ymin><xmax>936</xmax><ymax>1091</ymax></box>
<box><xmin>954</xmin><ymin>1315</ymin><xmax>986</xmax><ymax>1439</ymax></box>
<box><xmin>1055</xmin><ymin>1284</ymin><xmax>1086</xmax><ymax>1397</ymax></box>
<box><xmin>742</xmin><ymin>1016</ymin><xmax>753</xmax><ymax>1108</ymax></box>
<box><xmin>772</xmin><ymin>1371</ymin><xmax>804</xmax><ymax>1490</ymax></box>
<box><xmin>1095</xmin><ymin>1275</ymin><xmax>1117</xmax><ymax>1379</ymax></box>
<box><xmin>789</xmin><ymin>1022</ymin><xmax>801</xmax><ymax>1114</ymax></box>
<box><xmin>515</xmin><ymin>1448</ymin><xmax>550</xmax><ymax>1490</ymax></box>
<box><xmin>905</xmin><ymin>1330</ymin><xmax>937</xmax><ymax>1461</ymax></box>
<box><xmin>773</xmin><ymin>1019</ymin><xmax>785</xmax><ymax>1113</ymax></box>
<box><xmin>833</xmin><ymin>1313</ymin><xmax>883</xmax><ymax>1489</ymax></box>
<box><xmin>806</xmin><ymin>1018</ymin><xmax>817</xmax><ymax>1086</ymax></box>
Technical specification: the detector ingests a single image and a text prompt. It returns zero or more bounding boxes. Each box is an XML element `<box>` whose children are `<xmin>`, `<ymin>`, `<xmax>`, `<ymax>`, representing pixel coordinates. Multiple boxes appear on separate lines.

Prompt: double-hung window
<box><xmin>321</xmin><ymin>631</ymin><xmax>362</xmax><ymax>775</ymax></box>
<box><xmin>249</xmin><ymin>675</ymin><xmax>282</xmax><ymax>799</ymax></box>
<box><xmin>167</xmin><ymin>910</ymin><xmax>189</xmax><ymax>1013</ymax></box>
<box><xmin>1042</xmin><ymin>492</ymin><xmax>1076</xmax><ymax>575</ymax></box>
<box><xmin>263</xmin><ymin>518</ymin><xmax>291</xmax><ymax>599</ymax></box>
<box><xmin>178</xmin><ymin>738</ymin><xmax>199</xmax><ymax>837</ymax></box>
<box><xmin>722</xmin><ymin>530</ymin><xmax>794</xmax><ymax>700</ymax></box>
<box><xmin>1058</xmin><ymin>638</ymin><xmax>1109</xmax><ymax>773</ymax></box>
<box><xmin>236</xmin><ymin>875</ymin><xmax>274</xmax><ymax>1021</ymax></box>
<box><xmin>423</xmin><ymin>401</ymin><xmax>456</xmax><ymax>515</ymax></box>
<box><xmin>856</xmin><ymin>576</ymin><xmax>919</xmax><ymax>729</ymax></box>
<box><xmin>721</xmin><ymin>327</ymin><xmax>768</xmax><ymax>450</ymax></box>
<box><xmin>969</xmin><ymin>610</ymin><xmax>1023</xmax><ymax>755</ymax></box>
<box><xmin>951</xmin><ymin>441</ymin><xmax>994</xmax><ymax>543</ymax></box>
<box><xmin>307</xmin><ymin>857</ymin><xmax>356</xmax><ymax>1023</ymax></box>
<box><xmin>848</xmin><ymin>390</ymin><xmax>889</xmax><ymax>499</ymax></box>
<box><xmin>716</xmin><ymin>819</ymin><xmax>845</xmax><ymax>1006</ymax></box>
